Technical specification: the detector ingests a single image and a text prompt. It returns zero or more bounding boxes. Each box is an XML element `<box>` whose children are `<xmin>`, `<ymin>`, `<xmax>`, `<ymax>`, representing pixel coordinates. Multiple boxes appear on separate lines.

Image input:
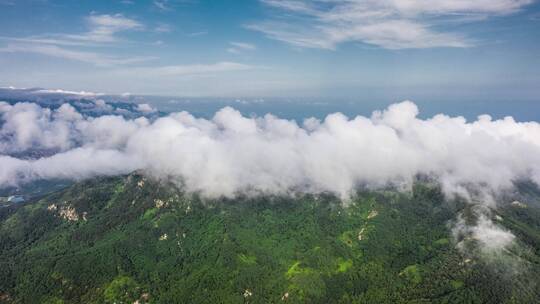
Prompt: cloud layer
<box><xmin>1</xmin><ymin>100</ymin><xmax>539</xmax><ymax>200</ymax></box>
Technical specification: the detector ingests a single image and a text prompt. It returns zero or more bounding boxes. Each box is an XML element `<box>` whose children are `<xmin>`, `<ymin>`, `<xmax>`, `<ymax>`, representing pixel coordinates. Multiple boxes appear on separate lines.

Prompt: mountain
<box><xmin>0</xmin><ymin>87</ymin><xmax>160</xmax><ymax>119</ymax></box>
<box><xmin>0</xmin><ymin>174</ymin><xmax>539</xmax><ymax>304</ymax></box>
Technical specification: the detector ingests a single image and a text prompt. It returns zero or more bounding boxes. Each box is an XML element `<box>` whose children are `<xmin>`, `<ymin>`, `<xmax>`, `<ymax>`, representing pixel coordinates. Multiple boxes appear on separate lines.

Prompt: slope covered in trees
<box><xmin>0</xmin><ymin>174</ymin><xmax>539</xmax><ymax>303</ymax></box>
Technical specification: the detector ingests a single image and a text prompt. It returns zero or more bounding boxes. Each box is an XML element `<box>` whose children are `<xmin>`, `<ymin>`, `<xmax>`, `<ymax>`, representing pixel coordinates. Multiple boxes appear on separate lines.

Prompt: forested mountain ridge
<box><xmin>0</xmin><ymin>173</ymin><xmax>539</xmax><ymax>304</ymax></box>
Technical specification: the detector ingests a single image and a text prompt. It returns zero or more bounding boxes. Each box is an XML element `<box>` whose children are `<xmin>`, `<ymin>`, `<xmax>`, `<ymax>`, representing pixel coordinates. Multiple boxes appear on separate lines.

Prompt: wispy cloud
<box><xmin>0</xmin><ymin>13</ymin><xmax>153</xmax><ymax>66</ymax></box>
<box><xmin>153</xmin><ymin>0</ymin><xmax>170</xmax><ymax>11</ymax></box>
<box><xmin>0</xmin><ymin>43</ymin><xmax>156</xmax><ymax>66</ymax></box>
<box><xmin>1</xmin><ymin>13</ymin><xmax>143</xmax><ymax>47</ymax></box>
<box><xmin>63</xmin><ymin>13</ymin><xmax>143</xmax><ymax>43</ymax></box>
<box><xmin>117</xmin><ymin>61</ymin><xmax>254</xmax><ymax>76</ymax></box>
<box><xmin>230</xmin><ymin>42</ymin><xmax>256</xmax><ymax>50</ymax></box>
<box><xmin>0</xmin><ymin>36</ymin><xmax>97</xmax><ymax>47</ymax></box>
<box><xmin>155</xmin><ymin>23</ymin><xmax>173</xmax><ymax>33</ymax></box>
<box><xmin>248</xmin><ymin>0</ymin><xmax>534</xmax><ymax>50</ymax></box>
<box><xmin>227</xmin><ymin>41</ymin><xmax>257</xmax><ymax>53</ymax></box>
<box><xmin>153</xmin><ymin>0</ymin><xmax>197</xmax><ymax>11</ymax></box>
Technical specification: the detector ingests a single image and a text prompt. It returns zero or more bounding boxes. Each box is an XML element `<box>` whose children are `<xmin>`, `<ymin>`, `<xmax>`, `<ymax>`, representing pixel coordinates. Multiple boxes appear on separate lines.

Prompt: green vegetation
<box><xmin>104</xmin><ymin>276</ymin><xmax>141</xmax><ymax>304</ymax></box>
<box><xmin>400</xmin><ymin>265</ymin><xmax>422</xmax><ymax>284</ymax></box>
<box><xmin>0</xmin><ymin>175</ymin><xmax>539</xmax><ymax>303</ymax></box>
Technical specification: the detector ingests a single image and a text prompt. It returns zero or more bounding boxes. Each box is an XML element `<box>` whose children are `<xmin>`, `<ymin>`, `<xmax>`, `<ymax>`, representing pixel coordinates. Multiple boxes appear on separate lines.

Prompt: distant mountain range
<box><xmin>0</xmin><ymin>87</ymin><xmax>160</xmax><ymax>119</ymax></box>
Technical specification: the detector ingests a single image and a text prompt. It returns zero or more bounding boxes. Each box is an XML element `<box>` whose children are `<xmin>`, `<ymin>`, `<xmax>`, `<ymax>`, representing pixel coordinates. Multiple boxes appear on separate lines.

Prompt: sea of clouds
<box><xmin>1</xmin><ymin>98</ymin><xmax>540</xmax><ymax>253</ymax></box>
<box><xmin>1</xmin><ymin>99</ymin><xmax>540</xmax><ymax>199</ymax></box>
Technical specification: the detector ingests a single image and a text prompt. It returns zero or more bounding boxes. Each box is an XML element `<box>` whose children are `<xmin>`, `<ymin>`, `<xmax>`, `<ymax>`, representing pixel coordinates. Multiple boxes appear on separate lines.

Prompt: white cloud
<box><xmin>0</xmin><ymin>36</ymin><xmax>101</xmax><ymax>47</ymax></box>
<box><xmin>387</xmin><ymin>0</ymin><xmax>532</xmax><ymax>15</ymax></box>
<box><xmin>452</xmin><ymin>211</ymin><xmax>516</xmax><ymax>253</ymax></box>
<box><xmin>472</xmin><ymin>215</ymin><xmax>516</xmax><ymax>251</ymax></box>
<box><xmin>230</xmin><ymin>42</ymin><xmax>257</xmax><ymax>50</ymax></box>
<box><xmin>35</xmin><ymin>88</ymin><xmax>104</xmax><ymax>97</ymax></box>
<box><xmin>62</xmin><ymin>13</ymin><xmax>143</xmax><ymax>43</ymax></box>
<box><xmin>228</xmin><ymin>41</ymin><xmax>257</xmax><ymax>54</ymax></box>
<box><xmin>0</xmin><ymin>43</ymin><xmax>157</xmax><ymax>66</ymax></box>
<box><xmin>3</xmin><ymin>14</ymin><xmax>143</xmax><ymax>46</ymax></box>
<box><xmin>116</xmin><ymin>61</ymin><xmax>254</xmax><ymax>76</ymax></box>
<box><xmin>0</xmin><ymin>13</ymin><xmax>152</xmax><ymax>66</ymax></box>
<box><xmin>154</xmin><ymin>0</ymin><xmax>169</xmax><ymax>11</ymax></box>
<box><xmin>249</xmin><ymin>0</ymin><xmax>533</xmax><ymax>49</ymax></box>
<box><xmin>153</xmin><ymin>0</ymin><xmax>196</xmax><ymax>11</ymax></box>
<box><xmin>93</xmin><ymin>99</ymin><xmax>114</xmax><ymax>112</ymax></box>
<box><xmin>2</xmin><ymin>100</ymin><xmax>540</xmax><ymax>199</ymax></box>
<box><xmin>136</xmin><ymin>103</ymin><xmax>157</xmax><ymax>113</ymax></box>
<box><xmin>4</xmin><ymin>97</ymin><xmax>536</xmax><ymax>255</ymax></box>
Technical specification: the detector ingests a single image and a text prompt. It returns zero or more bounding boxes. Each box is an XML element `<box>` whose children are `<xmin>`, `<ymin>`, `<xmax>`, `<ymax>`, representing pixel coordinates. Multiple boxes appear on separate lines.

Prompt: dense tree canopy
<box><xmin>0</xmin><ymin>175</ymin><xmax>539</xmax><ymax>303</ymax></box>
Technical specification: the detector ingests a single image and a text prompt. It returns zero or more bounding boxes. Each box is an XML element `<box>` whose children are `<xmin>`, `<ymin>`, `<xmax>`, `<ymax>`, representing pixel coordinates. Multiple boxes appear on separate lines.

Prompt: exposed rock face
<box><xmin>47</xmin><ymin>202</ymin><xmax>86</xmax><ymax>221</ymax></box>
<box><xmin>367</xmin><ymin>210</ymin><xmax>378</xmax><ymax>219</ymax></box>
<box><xmin>358</xmin><ymin>228</ymin><xmax>366</xmax><ymax>241</ymax></box>
<box><xmin>511</xmin><ymin>201</ymin><xmax>527</xmax><ymax>208</ymax></box>
<box><xmin>154</xmin><ymin>199</ymin><xmax>166</xmax><ymax>209</ymax></box>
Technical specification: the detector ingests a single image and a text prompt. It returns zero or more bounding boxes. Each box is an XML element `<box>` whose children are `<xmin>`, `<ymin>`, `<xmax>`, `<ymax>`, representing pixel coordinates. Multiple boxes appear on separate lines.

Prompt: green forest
<box><xmin>0</xmin><ymin>174</ymin><xmax>539</xmax><ymax>303</ymax></box>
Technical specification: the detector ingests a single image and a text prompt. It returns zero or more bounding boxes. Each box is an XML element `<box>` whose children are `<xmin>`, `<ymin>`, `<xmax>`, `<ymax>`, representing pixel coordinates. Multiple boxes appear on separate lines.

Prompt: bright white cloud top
<box><xmin>1</xmin><ymin>100</ymin><xmax>539</xmax><ymax>200</ymax></box>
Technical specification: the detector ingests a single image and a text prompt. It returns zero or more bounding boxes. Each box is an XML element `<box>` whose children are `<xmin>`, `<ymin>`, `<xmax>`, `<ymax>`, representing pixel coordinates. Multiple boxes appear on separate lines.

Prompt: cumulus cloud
<box><xmin>136</xmin><ymin>103</ymin><xmax>157</xmax><ymax>113</ymax></box>
<box><xmin>249</xmin><ymin>0</ymin><xmax>533</xmax><ymax>49</ymax></box>
<box><xmin>1</xmin><ymin>100</ymin><xmax>539</xmax><ymax>199</ymax></box>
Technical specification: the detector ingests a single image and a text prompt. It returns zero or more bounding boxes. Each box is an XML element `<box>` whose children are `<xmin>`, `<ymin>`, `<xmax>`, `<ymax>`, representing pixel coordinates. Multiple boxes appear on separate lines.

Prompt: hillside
<box><xmin>0</xmin><ymin>174</ymin><xmax>539</xmax><ymax>304</ymax></box>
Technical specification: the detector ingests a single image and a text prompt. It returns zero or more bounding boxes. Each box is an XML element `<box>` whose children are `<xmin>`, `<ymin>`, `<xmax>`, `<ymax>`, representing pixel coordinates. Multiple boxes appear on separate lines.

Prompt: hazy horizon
<box><xmin>1</xmin><ymin>0</ymin><xmax>540</xmax><ymax>99</ymax></box>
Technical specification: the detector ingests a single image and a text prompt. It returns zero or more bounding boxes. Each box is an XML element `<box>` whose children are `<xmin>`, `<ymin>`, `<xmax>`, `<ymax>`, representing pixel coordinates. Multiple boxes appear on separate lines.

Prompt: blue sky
<box><xmin>0</xmin><ymin>0</ymin><xmax>539</xmax><ymax>99</ymax></box>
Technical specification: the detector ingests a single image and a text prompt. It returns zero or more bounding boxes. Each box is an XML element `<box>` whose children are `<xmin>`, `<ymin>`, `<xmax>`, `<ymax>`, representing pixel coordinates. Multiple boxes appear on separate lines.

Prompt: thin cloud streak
<box><xmin>228</xmin><ymin>41</ymin><xmax>257</xmax><ymax>54</ymax></box>
<box><xmin>115</xmin><ymin>61</ymin><xmax>254</xmax><ymax>76</ymax></box>
<box><xmin>249</xmin><ymin>0</ymin><xmax>533</xmax><ymax>49</ymax></box>
<box><xmin>57</xmin><ymin>13</ymin><xmax>143</xmax><ymax>44</ymax></box>
<box><xmin>230</xmin><ymin>42</ymin><xmax>257</xmax><ymax>50</ymax></box>
<box><xmin>0</xmin><ymin>43</ymin><xmax>157</xmax><ymax>66</ymax></box>
<box><xmin>0</xmin><ymin>14</ymin><xmax>144</xmax><ymax>50</ymax></box>
<box><xmin>0</xmin><ymin>14</ymin><xmax>154</xmax><ymax>66</ymax></box>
